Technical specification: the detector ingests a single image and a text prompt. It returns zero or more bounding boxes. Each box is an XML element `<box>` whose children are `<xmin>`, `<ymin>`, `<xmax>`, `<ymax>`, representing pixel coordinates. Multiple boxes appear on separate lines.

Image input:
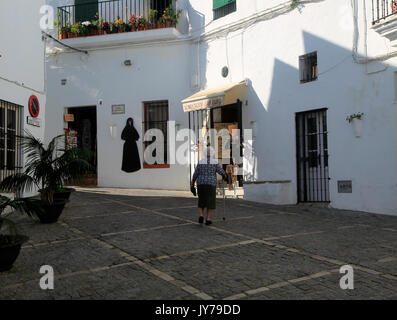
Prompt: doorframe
<box><xmin>295</xmin><ymin>107</ymin><xmax>330</xmax><ymax>203</ymax></box>
<box><xmin>64</xmin><ymin>105</ymin><xmax>98</xmax><ymax>181</ymax></box>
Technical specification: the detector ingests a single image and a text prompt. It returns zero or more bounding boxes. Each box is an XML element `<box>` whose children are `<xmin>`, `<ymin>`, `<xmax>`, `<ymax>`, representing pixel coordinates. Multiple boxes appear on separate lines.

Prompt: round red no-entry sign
<box><xmin>28</xmin><ymin>95</ymin><xmax>40</xmax><ymax>118</ymax></box>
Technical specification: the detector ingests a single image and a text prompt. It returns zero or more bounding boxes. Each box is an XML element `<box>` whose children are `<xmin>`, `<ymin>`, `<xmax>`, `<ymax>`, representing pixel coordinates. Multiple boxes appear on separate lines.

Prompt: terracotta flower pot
<box><xmin>59</xmin><ymin>31</ymin><xmax>66</xmax><ymax>40</ymax></box>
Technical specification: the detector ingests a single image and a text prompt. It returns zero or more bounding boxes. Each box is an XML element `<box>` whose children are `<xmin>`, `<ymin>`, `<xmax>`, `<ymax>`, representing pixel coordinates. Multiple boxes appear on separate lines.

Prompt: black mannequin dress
<box><xmin>121</xmin><ymin>118</ymin><xmax>141</xmax><ymax>173</ymax></box>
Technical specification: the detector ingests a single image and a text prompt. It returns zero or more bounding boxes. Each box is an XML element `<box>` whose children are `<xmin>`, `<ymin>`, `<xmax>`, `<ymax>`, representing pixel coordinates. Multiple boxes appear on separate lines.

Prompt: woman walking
<box><xmin>191</xmin><ymin>149</ymin><xmax>228</xmax><ymax>225</ymax></box>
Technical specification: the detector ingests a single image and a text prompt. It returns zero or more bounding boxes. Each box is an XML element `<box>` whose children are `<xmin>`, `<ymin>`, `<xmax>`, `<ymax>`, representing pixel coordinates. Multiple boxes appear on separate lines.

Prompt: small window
<box><xmin>299</xmin><ymin>51</ymin><xmax>318</xmax><ymax>83</ymax></box>
<box><xmin>213</xmin><ymin>0</ymin><xmax>236</xmax><ymax>20</ymax></box>
<box><xmin>143</xmin><ymin>101</ymin><xmax>169</xmax><ymax>168</ymax></box>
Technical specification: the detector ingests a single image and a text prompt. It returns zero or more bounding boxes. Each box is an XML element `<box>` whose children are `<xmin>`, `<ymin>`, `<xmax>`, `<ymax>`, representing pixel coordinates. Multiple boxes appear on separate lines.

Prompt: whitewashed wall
<box><xmin>0</xmin><ymin>0</ymin><xmax>47</xmax><ymax>196</ymax></box>
<box><xmin>187</xmin><ymin>0</ymin><xmax>397</xmax><ymax>215</ymax></box>
<box><xmin>45</xmin><ymin>0</ymin><xmax>397</xmax><ymax>215</ymax></box>
<box><xmin>45</xmin><ymin>40</ymin><xmax>193</xmax><ymax>190</ymax></box>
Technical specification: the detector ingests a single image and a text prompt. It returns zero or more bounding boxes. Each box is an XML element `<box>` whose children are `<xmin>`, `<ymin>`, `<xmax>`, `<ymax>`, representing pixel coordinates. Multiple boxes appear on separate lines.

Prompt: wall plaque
<box><xmin>27</xmin><ymin>116</ymin><xmax>41</xmax><ymax>127</ymax></box>
<box><xmin>112</xmin><ymin>104</ymin><xmax>125</xmax><ymax>114</ymax></box>
<box><xmin>338</xmin><ymin>180</ymin><xmax>352</xmax><ymax>193</ymax></box>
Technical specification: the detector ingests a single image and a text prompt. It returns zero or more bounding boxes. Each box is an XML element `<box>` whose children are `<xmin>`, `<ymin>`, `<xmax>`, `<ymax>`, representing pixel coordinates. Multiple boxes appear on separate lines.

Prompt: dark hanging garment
<box><xmin>121</xmin><ymin>118</ymin><xmax>141</xmax><ymax>173</ymax></box>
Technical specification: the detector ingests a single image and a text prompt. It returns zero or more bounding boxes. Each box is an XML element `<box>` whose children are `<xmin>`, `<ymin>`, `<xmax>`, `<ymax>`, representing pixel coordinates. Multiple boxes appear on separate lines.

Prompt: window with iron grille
<box><xmin>0</xmin><ymin>100</ymin><xmax>22</xmax><ymax>184</ymax></box>
<box><xmin>299</xmin><ymin>51</ymin><xmax>318</xmax><ymax>83</ymax></box>
<box><xmin>213</xmin><ymin>0</ymin><xmax>236</xmax><ymax>20</ymax></box>
<box><xmin>143</xmin><ymin>101</ymin><xmax>169</xmax><ymax>168</ymax></box>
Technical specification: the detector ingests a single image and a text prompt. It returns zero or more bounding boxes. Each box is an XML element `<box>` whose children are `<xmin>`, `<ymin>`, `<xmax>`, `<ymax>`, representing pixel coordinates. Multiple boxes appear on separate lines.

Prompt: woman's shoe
<box><xmin>205</xmin><ymin>220</ymin><xmax>212</xmax><ymax>226</ymax></box>
<box><xmin>198</xmin><ymin>216</ymin><xmax>204</xmax><ymax>224</ymax></box>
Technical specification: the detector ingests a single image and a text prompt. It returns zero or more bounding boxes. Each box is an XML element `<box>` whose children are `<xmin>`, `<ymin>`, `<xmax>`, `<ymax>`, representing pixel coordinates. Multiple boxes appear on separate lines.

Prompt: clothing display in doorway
<box><xmin>121</xmin><ymin>117</ymin><xmax>141</xmax><ymax>173</ymax></box>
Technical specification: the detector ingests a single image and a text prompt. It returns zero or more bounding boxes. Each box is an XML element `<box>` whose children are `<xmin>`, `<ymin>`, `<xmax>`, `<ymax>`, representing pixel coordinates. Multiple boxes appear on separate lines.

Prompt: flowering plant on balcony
<box><xmin>71</xmin><ymin>22</ymin><xmax>83</xmax><ymax>35</ymax></box>
<box><xmin>91</xmin><ymin>13</ymin><xmax>104</xmax><ymax>34</ymax></box>
<box><xmin>112</xmin><ymin>17</ymin><xmax>123</xmax><ymax>32</ymax></box>
<box><xmin>113</xmin><ymin>17</ymin><xmax>131</xmax><ymax>32</ymax></box>
<box><xmin>136</xmin><ymin>16</ymin><xmax>147</xmax><ymax>30</ymax></box>
<box><xmin>161</xmin><ymin>4</ymin><xmax>181</xmax><ymax>27</ymax></box>
<box><xmin>102</xmin><ymin>22</ymin><xmax>110</xmax><ymax>33</ymax></box>
<box><xmin>55</xmin><ymin>13</ymin><xmax>72</xmax><ymax>39</ymax></box>
<box><xmin>82</xmin><ymin>21</ymin><xmax>96</xmax><ymax>36</ymax></box>
<box><xmin>149</xmin><ymin>9</ymin><xmax>158</xmax><ymax>26</ymax></box>
<box><xmin>129</xmin><ymin>14</ymin><xmax>137</xmax><ymax>31</ymax></box>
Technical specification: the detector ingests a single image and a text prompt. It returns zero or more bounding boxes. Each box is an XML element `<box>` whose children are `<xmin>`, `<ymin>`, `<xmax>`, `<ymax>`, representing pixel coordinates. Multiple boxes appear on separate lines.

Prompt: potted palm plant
<box><xmin>0</xmin><ymin>133</ymin><xmax>89</xmax><ymax>224</ymax></box>
<box><xmin>0</xmin><ymin>195</ymin><xmax>42</xmax><ymax>271</ymax></box>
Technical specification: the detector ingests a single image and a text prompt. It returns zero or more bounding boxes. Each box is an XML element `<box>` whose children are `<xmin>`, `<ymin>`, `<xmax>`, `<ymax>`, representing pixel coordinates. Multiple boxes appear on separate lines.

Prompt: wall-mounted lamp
<box><xmin>109</xmin><ymin>124</ymin><xmax>117</xmax><ymax>139</ymax></box>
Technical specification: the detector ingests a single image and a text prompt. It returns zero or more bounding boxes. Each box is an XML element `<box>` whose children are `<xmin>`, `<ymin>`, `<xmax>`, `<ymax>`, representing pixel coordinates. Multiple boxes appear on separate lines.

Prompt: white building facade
<box><xmin>43</xmin><ymin>0</ymin><xmax>397</xmax><ymax>216</ymax></box>
<box><xmin>0</xmin><ymin>0</ymin><xmax>47</xmax><ymax>196</ymax></box>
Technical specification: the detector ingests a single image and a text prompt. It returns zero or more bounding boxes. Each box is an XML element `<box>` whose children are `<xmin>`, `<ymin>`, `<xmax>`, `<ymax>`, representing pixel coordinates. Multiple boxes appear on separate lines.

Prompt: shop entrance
<box><xmin>188</xmin><ymin>100</ymin><xmax>244</xmax><ymax>198</ymax></box>
<box><xmin>210</xmin><ymin>101</ymin><xmax>244</xmax><ymax>188</ymax></box>
<box><xmin>66</xmin><ymin>106</ymin><xmax>97</xmax><ymax>186</ymax></box>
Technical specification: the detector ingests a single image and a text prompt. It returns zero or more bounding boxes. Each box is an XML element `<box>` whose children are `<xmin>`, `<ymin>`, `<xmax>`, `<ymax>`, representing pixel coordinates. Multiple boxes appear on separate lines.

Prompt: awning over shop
<box><xmin>181</xmin><ymin>79</ymin><xmax>248</xmax><ymax>112</ymax></box>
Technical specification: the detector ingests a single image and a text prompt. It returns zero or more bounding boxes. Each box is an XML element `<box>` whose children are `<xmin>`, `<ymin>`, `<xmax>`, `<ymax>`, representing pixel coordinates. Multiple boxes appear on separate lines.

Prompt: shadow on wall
<box><xmin>194</xmin><ymin>0</ymin><xmax>395</xmax><ymax>207</ymax></box>
<box><xmin>253</xmin><ymin>30</ymin><xmax>392</xmax><ymax>206</ymax></box>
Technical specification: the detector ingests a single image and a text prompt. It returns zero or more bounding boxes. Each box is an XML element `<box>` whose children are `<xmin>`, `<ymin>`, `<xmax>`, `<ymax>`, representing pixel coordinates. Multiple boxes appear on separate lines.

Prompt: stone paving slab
<box><xmin>63</xmin><ymin>201</ymin><xmax>134</xmax><ymax>218</ymax></box>
<box><xmin>1</xmin><ymin>188</ymin><xmax>397</xmax><ymax>300</ymax></box>
<box><xmin>0</xmin><ymin>238</ymin><xmax>127</xmax><ymax>288</ymax></box>
<box><xmin>0</xmin><ymin>264</ymin><xmax>197</xmax><ymax>300</ymax></box>
<box><xmin>102</xmin><ymin>224</ymin><xmax>246</xmax><ymax>260</ymax></box>
<box><xmin>11</xmin><ymin>219</ymin><xmax>81</xmax><ymax>244</ymax></box>
<box><xmin>102</xmin><ymin>195</ymin><xmax>198</xmax><ymax>211</ymax></box>
<box><xmin>271</xmin><ymin>226</ymin><xmax>397</xmax><ymax>275</ymax></box>
<box><xmin>242</xmin><ymin>270</ymin><xmax>397</xmax><ymax>300</ymax></box>
<box><xmin>147</xmin><ymin>242</ymin><xmax>336</xmax><ymax>299</ymax></box>
<box><xmin>64</xmin><ymin>210</ymin><xmax>186</xmax><ymax>236</ymax></box>
<box><xmin>156</xmin><ymin>202</ymin><xmax>261</xmax><ymax>221</ymax></box>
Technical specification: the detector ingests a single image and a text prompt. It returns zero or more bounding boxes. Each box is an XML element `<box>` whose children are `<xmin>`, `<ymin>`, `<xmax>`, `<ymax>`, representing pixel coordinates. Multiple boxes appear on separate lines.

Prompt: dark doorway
<box><xmin>296</xmin><ymin>108</ymin><xmax>330</xmax><ymax>202</ymax></box>
<box><xmin>67</xmin><ymin>106</ymin><xmax>97</xmax><ymax>186</ymax></box>
<box><xmin>75</xmin><ymin>0</ymin><xmax>98</xmax><ymax>23</ymax></box>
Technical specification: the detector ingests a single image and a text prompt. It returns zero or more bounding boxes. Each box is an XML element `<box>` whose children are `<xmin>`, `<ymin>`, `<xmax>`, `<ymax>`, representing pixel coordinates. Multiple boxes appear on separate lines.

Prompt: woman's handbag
<box><xmin>190</xmin><ymin>185</ymin><xmax>197</xmax><ymax>196</ymax></box>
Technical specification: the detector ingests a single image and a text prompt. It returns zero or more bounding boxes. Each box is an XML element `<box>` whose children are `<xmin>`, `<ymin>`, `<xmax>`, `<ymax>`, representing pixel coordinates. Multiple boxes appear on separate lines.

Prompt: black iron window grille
<box><xmin>299</xmin><ymin>51</ymin><xmax>318</xmax><ymax>84</ymax></box>
<box><xmin>213</xmin><ymin>0</ymin><xmax>236</xmax><ymax>20</ymax></box>
<box><xmin>0</xmin><ymin>100</ymin><xmax>22</xmax><ymax>187</ymax></box>
<box><xmin>142</xmin><ymin>100</ymin><xmax>169</xmax><ymax>167</ymax></box>
<box><xmin>372</xmin><ymin>0</ymin><xmax>397</xmax><ymax>24</ymax></box>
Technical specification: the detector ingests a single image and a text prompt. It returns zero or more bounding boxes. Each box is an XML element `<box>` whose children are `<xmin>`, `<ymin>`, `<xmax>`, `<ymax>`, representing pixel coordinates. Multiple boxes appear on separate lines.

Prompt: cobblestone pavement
<box><xmin>1</xmin><ymin>187</ymin><xmax>397</xmax><ymax>300</ymax></box>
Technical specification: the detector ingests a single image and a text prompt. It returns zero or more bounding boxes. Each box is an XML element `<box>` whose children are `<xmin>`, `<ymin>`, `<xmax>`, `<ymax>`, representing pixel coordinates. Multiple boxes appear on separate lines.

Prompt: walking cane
<box><xmin>222</xmin><ymin>172</ymin><xmax>232</xmax><ymax>221</ymax></box>
<box><xmin>222</xmin><ymin>179</ymin><xmax>226</xmax><ymax>221</ymax></box>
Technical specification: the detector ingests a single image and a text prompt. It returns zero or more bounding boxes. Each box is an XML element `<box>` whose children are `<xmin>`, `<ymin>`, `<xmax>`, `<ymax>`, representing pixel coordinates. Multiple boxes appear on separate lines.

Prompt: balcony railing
<box><xmin>372</xmin><ymin>0</ymin><xmax>397</xmax><ymax>24</ymax></box>
<box><xmin>57</xmin><ymin>0</ymin><xmax>177</xmax><ymax>39</ymax></box>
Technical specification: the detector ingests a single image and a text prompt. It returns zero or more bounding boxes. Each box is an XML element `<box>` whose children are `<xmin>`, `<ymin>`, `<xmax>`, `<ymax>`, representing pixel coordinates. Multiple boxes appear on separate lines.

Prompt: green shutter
<box><xmin>75</xmin><ymin>0</ymin><xmax>98</xmax><ymax>22</ymax></box>
<box><xmin>213</xmin><ymin>0</ymin><xmax>235</xmax><ymax>10</ymax></box>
